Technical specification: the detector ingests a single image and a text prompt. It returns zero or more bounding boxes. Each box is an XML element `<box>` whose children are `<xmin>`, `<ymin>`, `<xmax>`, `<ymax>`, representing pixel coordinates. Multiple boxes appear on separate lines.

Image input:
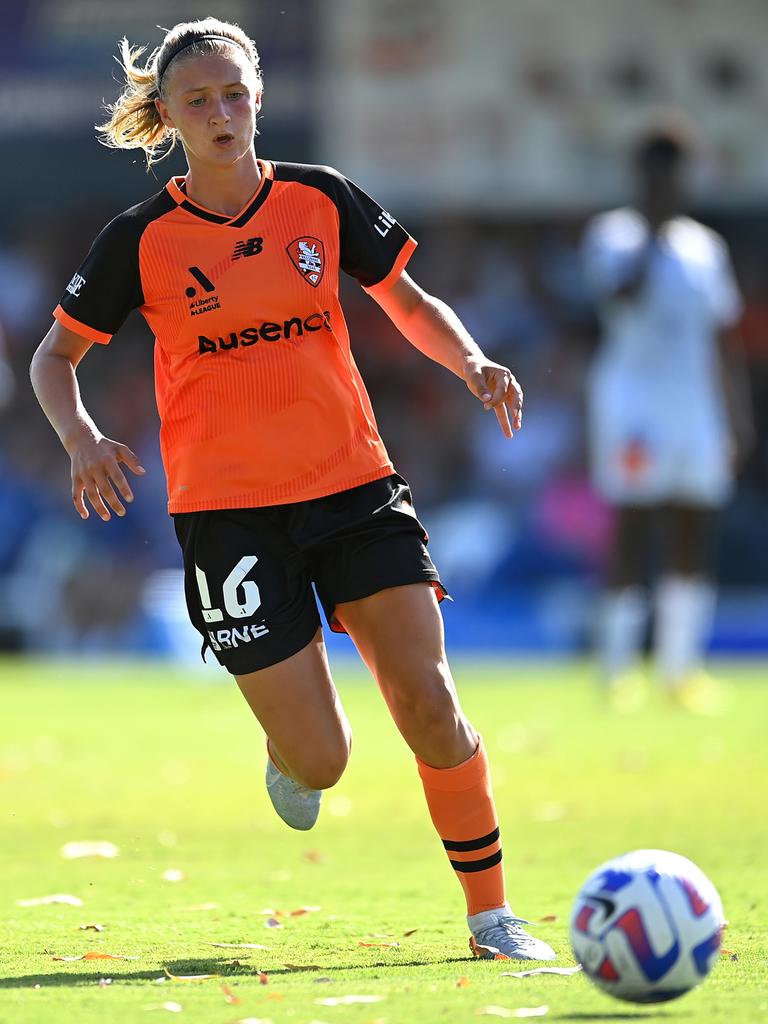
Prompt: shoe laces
<box><xmin>479</xmin><ymin>915</ymin><xmax>537</xmax><ymax>950</ymax></box>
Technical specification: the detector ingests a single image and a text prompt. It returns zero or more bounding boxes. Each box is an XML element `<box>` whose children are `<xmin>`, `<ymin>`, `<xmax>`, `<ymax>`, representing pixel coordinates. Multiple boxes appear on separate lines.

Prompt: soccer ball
<box><xmin>570</xmin><ymin>849</ymin><xmax>724</xmax><ymax>1003</ymax></box>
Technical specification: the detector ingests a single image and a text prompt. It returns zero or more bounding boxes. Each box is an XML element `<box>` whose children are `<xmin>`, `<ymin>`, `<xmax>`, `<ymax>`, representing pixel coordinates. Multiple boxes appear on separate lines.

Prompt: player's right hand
<box><xmin>70</xmin><ymin>436</ymin><xmax>146</xmax><ymax>521</ymax></box>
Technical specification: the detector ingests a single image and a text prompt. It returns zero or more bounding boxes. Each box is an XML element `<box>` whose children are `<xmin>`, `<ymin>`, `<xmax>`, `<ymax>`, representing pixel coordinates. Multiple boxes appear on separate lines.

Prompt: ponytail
<box><xmin>96</xmin><ymin>38</ymin><xmax>170</xmax><ymax>166</ymax></box>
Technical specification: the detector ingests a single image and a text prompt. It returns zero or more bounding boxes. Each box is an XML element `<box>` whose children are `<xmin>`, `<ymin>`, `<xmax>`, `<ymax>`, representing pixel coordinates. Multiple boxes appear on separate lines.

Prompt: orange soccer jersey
<box><xmin>54</xmin><ymin>161</ymin><xmax>417</xmax><ymax>513</ymax></box>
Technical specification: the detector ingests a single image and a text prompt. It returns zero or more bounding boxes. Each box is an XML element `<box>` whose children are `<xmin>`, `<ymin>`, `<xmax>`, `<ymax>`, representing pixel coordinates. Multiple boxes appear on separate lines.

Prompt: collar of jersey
<box><xmin>166</xmin><ymin>160</ymin><xmax>275</xmax><ymax>227</ymax></box>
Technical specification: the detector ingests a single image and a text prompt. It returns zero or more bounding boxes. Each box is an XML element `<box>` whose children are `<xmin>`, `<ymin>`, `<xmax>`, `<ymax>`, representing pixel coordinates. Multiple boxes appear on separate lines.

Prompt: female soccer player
<box><xmin>30</xmin><ymin>17</ymin><xmax>554</xmax><ymax>961</ymax></box>
<box><xmin>581</xmin><ymin>121</ymin><xmax>749</xmax><ymax>712</ymax></box>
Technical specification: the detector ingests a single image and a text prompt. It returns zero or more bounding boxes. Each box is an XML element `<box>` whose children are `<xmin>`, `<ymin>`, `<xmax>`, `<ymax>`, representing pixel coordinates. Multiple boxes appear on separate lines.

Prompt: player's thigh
<box><xmin>659</xmin><ymin>503</ymin><xmax>719</xmax><ymax>577</ymax></box>
<box><xmin>235</xmin><ymin>630</ymin><xmax>351</xmax><ymax>787</ymax></box>
<box><xmin>173</xmin><ymin>509</ymin><xmax>349</xmax><ymax>779</ymax></box>
<box><xmin>336</xmin><ymin>582</ymin><xmax>447</xmax><ymax>681</ymax></box>
<box><xmin>607</xmin><ymin>505</ymin><xmax>659</xmax><ymax>588</ymax></box>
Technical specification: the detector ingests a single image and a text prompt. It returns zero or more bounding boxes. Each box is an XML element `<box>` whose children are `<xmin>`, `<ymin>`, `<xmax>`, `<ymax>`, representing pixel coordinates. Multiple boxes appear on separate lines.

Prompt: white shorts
<box><xmin>589</xmin><ymin>401</ymin><xmax>732</xmax><ymax>507</ymax></box>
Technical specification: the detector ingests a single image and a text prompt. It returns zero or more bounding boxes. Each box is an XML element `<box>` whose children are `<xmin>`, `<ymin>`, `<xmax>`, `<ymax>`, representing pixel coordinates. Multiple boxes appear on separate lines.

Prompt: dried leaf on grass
<box><xmin>357</xmin><ymin>941</ymin><xmax>400</xmax><ymax>949</ymax></box>
<box><xmin>221</xmin><ymin>983</ymin><xmax>241</xmax><ymax>1004</ymax></box>
<box><xmin>537</xmin><ymin>916</ymin><xmax>558</xmax><ymax>923</ymax></box>
<box><xmin>456</xmin><ymin>976</ymin><xmax>471</xmax><ymax>988</ymax></box>
<box><xmin>303</xmin><ymin>849</ymin><xmax>324</xmax><ymax>863</ymax></box>
<box><xmin>60</xmin><ymin>841</ymin><xmax>119</xmax><ymax>860</ymax></box>
<box><xmin>500</xmin><ymin>966</ymin><xmax>582</xmax><ymax>979</ymax></box>
<box><xmin>18</xmin><ymin>894</ymin><xmax>83</xmax><ymax>907</ymax></box>
<box><xmin>469</xmin><ymin>936</ymin><xmax>510</xmax><ymax>961</ymax></box>
<box><xmin>283</xmin><ymin>963</ymin><xmax>323</xmax><ymax>971</ymax></box>
<box><xmin>721</xmin><ymin>949</ymin><xmax>738</xmax><ymax>961</ymax></box>
<box><xmin>478</xmin><ymin>1007</ymin><xmax>549</xmax><ymax>1019</ymax></box>
<box><xmin>50</xmin><ymin>952</ymin><xmax>138</xmax><ymax>962</ymax></box>
<box><xmin>259</xmin><ymin>972</ymin><xmax>269</xmax><ymax>985</ymax></box>
<box><xmin>79</xmin><ymin>923</ymin><xmax>105</xmax><ymax>932</ymax></box>
<box><xmin>316</xmin><ymin>995</ymin><xmax>385</xmax><ymax>1006</ymax></box>
<box><xmin>208</xmin><ymin>943</ymin><xmax>270</xmax><ymax>950</ymax></box>
<box><xmin>403</xmin><ymin>928</ymin><xmax>419</xmax><ymax>937</ymax></box>
<box><xmin>163</xmin><ymin>968</ymin><xmax>219</xmax><ymax>981</ymax></box>
<box><xmin>259</xmin><ymin>905</ymin><xmax>319</xmax><ymax>917</ymax></box>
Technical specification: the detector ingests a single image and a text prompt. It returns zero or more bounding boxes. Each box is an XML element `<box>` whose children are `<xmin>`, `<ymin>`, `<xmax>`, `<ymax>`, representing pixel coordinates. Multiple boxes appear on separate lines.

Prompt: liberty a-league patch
<box><xmin>287</xmin><ymin>237</ymin><xmax>325</xmax><ymax>287</ymax></box>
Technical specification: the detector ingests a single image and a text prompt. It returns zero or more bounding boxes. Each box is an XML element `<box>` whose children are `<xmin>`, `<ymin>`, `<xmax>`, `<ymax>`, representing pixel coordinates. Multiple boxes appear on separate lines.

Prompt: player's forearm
<box><xmin>388</xmin><ymin>292</ymin><xmax>486</xmax><ymax>379</ymax></box>
<box><xmin>718</xmin><ymin>329</ymin><xmax>754</xmax><ymax>461</ymax></box>
<box><xmin>610</xmin><ymin>238</ymin><xmax>657</xmax><ymax>301</ymax></box>
<box><xmin>30</xmin><ymin>350</ymin><xmax>101</xmax><ymax>455</ymax></box>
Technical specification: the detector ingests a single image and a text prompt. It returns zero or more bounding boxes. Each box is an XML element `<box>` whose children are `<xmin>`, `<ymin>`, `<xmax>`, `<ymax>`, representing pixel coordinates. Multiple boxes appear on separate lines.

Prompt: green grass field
<box><xmin>0</xmin><ymin>657</ymin><xmax>766</xmax><ymax>1023</ymax></box>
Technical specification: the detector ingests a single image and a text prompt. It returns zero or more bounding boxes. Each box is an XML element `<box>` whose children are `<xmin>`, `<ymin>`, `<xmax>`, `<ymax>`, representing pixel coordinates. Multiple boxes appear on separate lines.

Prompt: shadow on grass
<box><xmin>551</xmin><ymin>1014</ymin><xmax>682</xmax><ymax>1021</ymax></box>
<box><xmin>0</xmin><ymin>955</ymin><xmax>472</xmax><ymax>989</ymax></box>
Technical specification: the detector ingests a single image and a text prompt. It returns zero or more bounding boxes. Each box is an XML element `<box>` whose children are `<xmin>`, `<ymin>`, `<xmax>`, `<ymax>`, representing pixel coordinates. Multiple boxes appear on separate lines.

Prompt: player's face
<box><xmin>156</xmin><ymin>53</ymin><xmax>261</xmax><ymax>167</ymax></box>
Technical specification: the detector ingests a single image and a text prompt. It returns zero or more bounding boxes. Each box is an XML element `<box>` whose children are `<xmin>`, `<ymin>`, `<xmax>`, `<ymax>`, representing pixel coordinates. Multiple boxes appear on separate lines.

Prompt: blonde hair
<box><xmin>96</xmin><ymin>18</ymin><xmax>262</xmax><ymax>168</ymax></box>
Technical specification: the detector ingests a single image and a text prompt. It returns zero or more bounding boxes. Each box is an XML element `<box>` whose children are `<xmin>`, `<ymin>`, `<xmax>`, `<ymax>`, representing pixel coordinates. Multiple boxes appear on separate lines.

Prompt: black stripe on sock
<box><xmin>450</xmin><ymin>849</ymin><xmax>503</xmax><ymax>873</ymax></box>
<box><xmin>443</xmin><ymin>827</ymin><xmax>500</xmax><ymax>853</ymax></box>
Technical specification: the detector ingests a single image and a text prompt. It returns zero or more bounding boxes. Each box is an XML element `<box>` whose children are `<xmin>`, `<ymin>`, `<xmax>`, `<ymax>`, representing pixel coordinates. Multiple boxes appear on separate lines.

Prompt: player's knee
<box><xmin>292</xmin><ymin>737</ymin><xmax>350</xmax><ymax>790</ymax></box>
<box><xmin>388</xmin><ymin>666</ymin><xmax>461</xmax><ymax>734</ymax></box>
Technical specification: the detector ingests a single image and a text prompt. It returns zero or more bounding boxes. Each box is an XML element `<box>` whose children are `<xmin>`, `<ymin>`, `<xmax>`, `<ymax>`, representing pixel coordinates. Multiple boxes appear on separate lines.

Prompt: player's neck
<box><xmin>639</xmin><ymin>191</ymin><xmax>682</xmax><ymax>231</ymax></box>
<box><xmin>184</xmin><ymin>152</ymin><xmax>262</xmax><ymax>217</ymax></box>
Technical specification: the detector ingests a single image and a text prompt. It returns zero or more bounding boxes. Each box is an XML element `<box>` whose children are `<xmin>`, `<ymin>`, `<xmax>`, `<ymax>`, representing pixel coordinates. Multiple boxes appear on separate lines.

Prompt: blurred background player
<box><xmin>581</xmin><ymin>118</ymin><xmax>751</xmax><ymax>711</ymax></box>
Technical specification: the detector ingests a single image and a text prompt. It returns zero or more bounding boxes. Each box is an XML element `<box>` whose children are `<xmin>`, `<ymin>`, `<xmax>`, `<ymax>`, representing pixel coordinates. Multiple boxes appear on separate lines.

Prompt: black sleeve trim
<box><xmin>56</xmin><ymin>188</ymin><xmax>175</xmax><ymax>338</ymax></box>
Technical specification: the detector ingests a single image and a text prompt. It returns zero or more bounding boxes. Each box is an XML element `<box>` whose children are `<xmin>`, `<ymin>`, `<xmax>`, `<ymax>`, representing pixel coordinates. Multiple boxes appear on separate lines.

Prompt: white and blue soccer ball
<box><xmin>570</xmin><ymin>849</ymin><xmax>724</xmax><ymax>1004</ymax></box>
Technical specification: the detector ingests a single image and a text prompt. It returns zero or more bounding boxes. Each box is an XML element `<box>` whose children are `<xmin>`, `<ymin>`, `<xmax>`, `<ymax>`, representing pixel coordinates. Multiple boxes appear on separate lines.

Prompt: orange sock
<box><xmin>417</xmin><ymin>737</ymin><xmax>505</xmax><ymax>916</ymax></box>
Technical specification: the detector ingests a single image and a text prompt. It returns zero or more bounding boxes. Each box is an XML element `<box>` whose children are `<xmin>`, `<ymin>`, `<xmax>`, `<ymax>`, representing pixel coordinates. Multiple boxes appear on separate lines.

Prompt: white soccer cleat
<box><xmin>468</xmin><ymin>905</ymin><xmax>557</xmax><ymax>961</ymax></box>
<box><xmin>265</xmin><ymin>759</ymin><xmax>322</xmax><ymax>831</ymax></box>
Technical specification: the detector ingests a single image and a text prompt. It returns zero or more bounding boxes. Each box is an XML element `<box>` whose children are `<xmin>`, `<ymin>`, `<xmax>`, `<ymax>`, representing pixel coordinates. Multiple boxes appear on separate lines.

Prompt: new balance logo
<box><xmin>232</xmin><ymin>237</ymin><xmax>264</xmax><ymax>260</ymax></box>
<box><xmin>374</xmin><ymin>210</ymin><xmax>396</xmax><ymax>238</ymax></box>
<box><xmin>66</xmin><ymin>272</ymin><xmax>86</xmax><ymax>297</ymax></box>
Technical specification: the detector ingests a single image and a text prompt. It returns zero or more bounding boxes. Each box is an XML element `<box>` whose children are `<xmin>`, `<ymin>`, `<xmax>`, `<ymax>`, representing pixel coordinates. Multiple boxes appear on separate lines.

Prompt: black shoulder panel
<box><xmin>57</xmin><ymin>187</ymin><xmax>176</xmax><ymax>336</ymax></box>
<box><xmin>270</xmin><ymin>162</ymin><xmax>414</xmax><ymax>288</ymax></box>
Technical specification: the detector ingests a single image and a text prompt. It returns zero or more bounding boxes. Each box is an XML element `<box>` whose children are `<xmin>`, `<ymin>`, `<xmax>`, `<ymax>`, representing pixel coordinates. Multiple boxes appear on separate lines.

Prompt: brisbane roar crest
<box><xmin>287</xmin><ymin>237</ymin><xmax>325</xmax><ymax>287</ymax></box>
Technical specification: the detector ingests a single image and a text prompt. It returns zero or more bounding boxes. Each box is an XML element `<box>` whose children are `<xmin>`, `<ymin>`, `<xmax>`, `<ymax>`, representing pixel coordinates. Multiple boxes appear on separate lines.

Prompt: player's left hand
<box><xmin>463</xmin><ymin>359</ymin><xmax>523</xmax><ymax>438</ymax></box>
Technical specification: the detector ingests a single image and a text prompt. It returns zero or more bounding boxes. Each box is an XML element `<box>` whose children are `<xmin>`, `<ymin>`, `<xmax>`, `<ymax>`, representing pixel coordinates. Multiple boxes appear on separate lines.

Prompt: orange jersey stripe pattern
<box><xmin>54</xmin><ymin>161</ymin><xmax>417</xmax><ymax>513</ymax></box>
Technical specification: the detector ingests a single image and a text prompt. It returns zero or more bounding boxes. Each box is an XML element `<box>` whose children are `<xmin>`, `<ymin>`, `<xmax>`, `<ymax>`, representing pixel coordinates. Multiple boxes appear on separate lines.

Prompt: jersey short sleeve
<box><xmin>54</xmin><ymin>213</ymin><xmax>144</xmax><ymax>344</ymax></box>
<box><xmin>324</xmin><ymin>168</ymin><xmax>416</xmax><ymax>291</ymax></box>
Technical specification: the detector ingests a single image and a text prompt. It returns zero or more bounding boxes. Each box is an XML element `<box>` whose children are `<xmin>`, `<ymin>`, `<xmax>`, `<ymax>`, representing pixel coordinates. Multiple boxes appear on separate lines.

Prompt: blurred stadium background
<box><xmin>2</xmin><ymin>0</ymin><xmax>767</xmax><ymax>665</ymax></box>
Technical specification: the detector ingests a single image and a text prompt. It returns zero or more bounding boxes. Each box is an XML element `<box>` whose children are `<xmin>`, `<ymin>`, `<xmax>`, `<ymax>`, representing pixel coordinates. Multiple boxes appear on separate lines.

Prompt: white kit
<box><xmin>582</xmin><ymin>208</ymin><xmax>742</xmax><ymax>506</ymax></box>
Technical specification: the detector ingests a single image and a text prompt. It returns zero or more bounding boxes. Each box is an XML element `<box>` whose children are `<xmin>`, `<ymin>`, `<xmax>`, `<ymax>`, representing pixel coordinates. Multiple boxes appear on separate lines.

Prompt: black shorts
<box><xmin>173</xmin><ymin>473</ymin><xmax>445</xmax><ymax>675</ymax></box>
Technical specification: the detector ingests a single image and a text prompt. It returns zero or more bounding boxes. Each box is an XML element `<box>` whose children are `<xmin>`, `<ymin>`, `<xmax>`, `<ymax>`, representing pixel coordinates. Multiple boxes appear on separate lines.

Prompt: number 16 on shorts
<box><xmin>195</xmin><ymin>556</ymin><xmax>270</xmax><ymax>650</ymax></box>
